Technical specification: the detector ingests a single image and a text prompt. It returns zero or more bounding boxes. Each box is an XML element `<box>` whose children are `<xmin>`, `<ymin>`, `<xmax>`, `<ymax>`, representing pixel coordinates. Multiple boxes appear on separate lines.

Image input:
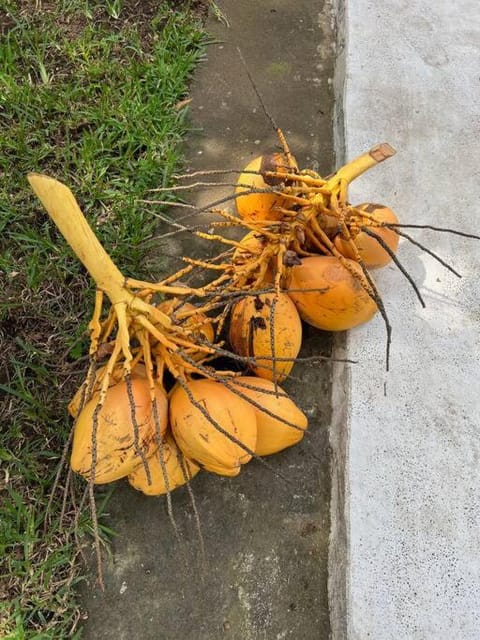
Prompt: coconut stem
<box><xmin>27</xmin><ymin>174</ymin><xmax>170</xmax><ymax>328</ymax></box>
<box><xmin>28</xmin><ymin>174</ymin><xmax>128</xmax><ymax>298</ymax></box>
<box><xmin>327</xmin><ymin>143</ymin><xmax>396</xmax><ymax>189</ymax></box>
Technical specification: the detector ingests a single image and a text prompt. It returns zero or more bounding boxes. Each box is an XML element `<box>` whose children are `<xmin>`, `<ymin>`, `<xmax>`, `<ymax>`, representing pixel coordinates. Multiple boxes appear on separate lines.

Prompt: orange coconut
<box><xmin>288</xmin><ymin>256</ymin><xmax>377</xmax><ymax>330</ymax></box>
<box><xmin>170</xmin><ymin>379</ymin><xmax>257</xmax><ymax>477</ymax></box>
<box><xmin>68</xmin><ymin>363</ymin><xmax>146</xmax><ymax>419</ymax></box>
<box><xmin>128</xmin><ymin>433</ymin><xmax>200</xmax><ymax>496</ymax></box>
<box><xmin>230</xmin><ymin>376</ymin><xmax>308</xmax><ymax>456</ymax></box>
<box><xmin>158</xmin><ymin>299</ymin><xmax>214</xmax><ymax>344</ymax></box>
<box><xmin>232</xmin><ymin>231</ymin><xmax>274</xmax><ymax>285</ymax></box>
<box><xmin>71</xmin><ymin>378</ymin><xmax>167</xmax><ymax>484</ymax></box>
<box><xmin>334</xmin><ymin>203</ymin><xmax>399</xmax><ymax>269</ymax></box>
<box><xmin>229</xmin><ymin>292</ymin><xmax>302</xmax><ymax>383</ymax></box>
<box><xmin>235</xmin><ymin>153</ymin><xmax>297</xmax><ymax>222</ymax></box>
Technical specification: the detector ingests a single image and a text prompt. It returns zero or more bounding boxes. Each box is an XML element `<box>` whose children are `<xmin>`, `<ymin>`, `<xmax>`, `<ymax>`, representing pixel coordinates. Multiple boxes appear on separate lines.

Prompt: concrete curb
<box><xmin>328</xmin><ymin>2</ymin><xmax>349</xmax><ymax>638</ymax></box>
<box><xmin>328</xmin><ymin>335</ymin><xmax>349</xmax><ymax>640</ymax></box>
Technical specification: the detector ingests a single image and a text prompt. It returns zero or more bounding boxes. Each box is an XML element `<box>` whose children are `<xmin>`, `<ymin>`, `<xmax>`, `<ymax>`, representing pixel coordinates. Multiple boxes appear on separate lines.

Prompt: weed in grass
<box><xmin>0</xmin><ymin>1</ymin><xmax>207</xmax><ymax>636</ymax></box>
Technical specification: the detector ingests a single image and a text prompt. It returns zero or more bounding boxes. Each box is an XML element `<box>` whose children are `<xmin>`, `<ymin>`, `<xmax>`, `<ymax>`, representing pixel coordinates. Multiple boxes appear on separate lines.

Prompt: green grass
<box><xmin>0</xmin><ymin>1</ymin><xmax>206</xmax><ymax>636</ymax></box>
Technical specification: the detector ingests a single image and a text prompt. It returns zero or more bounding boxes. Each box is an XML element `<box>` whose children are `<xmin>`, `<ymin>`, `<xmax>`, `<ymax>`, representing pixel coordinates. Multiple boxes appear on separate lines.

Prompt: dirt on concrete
<box><xmin>80</xmin><ymin>2</ymin><xmax>336</xmax><ymax>638</ymax></box>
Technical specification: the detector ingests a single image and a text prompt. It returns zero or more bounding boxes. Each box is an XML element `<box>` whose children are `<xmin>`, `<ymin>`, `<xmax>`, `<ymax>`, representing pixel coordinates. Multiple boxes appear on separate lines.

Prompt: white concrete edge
<box><xmin>328</xmin><ymin>0</ymin><xmax>350</xmax><ymax>638</ymax></box>
<box><xmin>332</xmin><ymin>0</ymin><xmax>347</xmax><ymax>168</ymax></box>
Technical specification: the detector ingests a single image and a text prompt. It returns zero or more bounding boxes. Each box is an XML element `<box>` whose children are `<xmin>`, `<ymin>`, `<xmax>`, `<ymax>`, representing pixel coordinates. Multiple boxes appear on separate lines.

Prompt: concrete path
<box><xmin>338</xmin><ymin>1</ymin><xmax>480</xmax><ymax>638</ymax></box>
<box><xmin>81</xmin><ymin>2</ymin><xmax>336</xmax><ymax>639</ymax></box>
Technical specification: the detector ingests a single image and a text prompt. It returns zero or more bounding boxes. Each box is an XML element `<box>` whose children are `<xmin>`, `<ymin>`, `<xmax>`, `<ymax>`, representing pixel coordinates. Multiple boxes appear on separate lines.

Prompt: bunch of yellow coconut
<box><xmin>67</xmin><ymin>361</ymin><xmax>307</xmax><ymax>496</ymax></box>
<box><xmin>27</xmin><ymin>141</ymin><xmax>402</xmax><ymax>500</ymax></box>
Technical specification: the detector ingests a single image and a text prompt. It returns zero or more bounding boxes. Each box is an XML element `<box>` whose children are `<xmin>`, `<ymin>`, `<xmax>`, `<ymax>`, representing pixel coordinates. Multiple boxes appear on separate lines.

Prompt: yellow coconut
<box><xmin>230</xmin><ymin>376</ymin><xmax>308</xmax><ymax>456</ymax></box>
<box><xmin>128</xmin><ymin>433</ymin><xmax>200</xmax><ymax>496</ymax></box>
<box><xmin>229</xmin><ymin>292</ymin><xmax>302</xmax><ymax>383</ymax></box>
<box><xmin>170</xmin><ymin>378</ymin><xmax>257</xmax><ymax>477</ymax></box>
<box><xmin>288</xmin><ymin>256</ymin><xmax>377</xmax><ymax>331</ymax></box>
<box><xmin>71</xmin><ymin>378</ymin><xmax>167</xmax><ymax>484</ymax></box>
